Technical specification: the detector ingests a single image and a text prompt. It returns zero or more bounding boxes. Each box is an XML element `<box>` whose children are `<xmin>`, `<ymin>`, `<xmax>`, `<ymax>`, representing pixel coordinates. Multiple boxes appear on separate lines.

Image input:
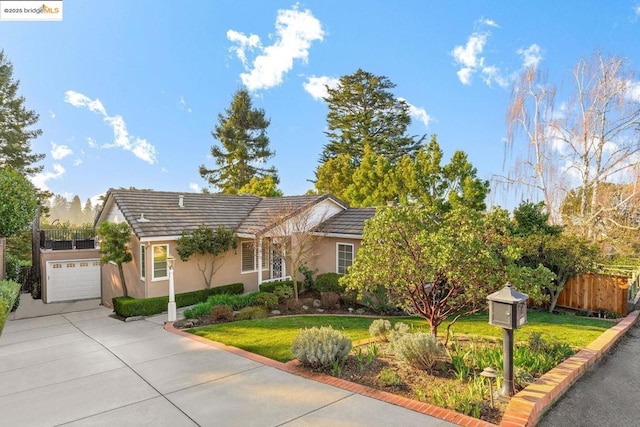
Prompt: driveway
<box><xmin>0</xmin><ymin>308</ymin><xmax>455</xmax><ymax>426</ymax></box>
<box><xmin>539</xmin><ymin>321</ymin><xmax>640</xmax><ymax>427</ymax></box>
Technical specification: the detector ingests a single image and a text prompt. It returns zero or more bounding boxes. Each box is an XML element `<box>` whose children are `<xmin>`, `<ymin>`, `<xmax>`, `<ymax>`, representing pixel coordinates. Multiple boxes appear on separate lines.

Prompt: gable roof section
<box><xmin>314</xmin><ymin>208</ymin><xmax>376</xmax><ymax>237</ymax></box>
<box><xmin>102</xmin><ymin>189</ymin><xmax>261</xmax><ymax>239</ymax></box>
<box><xmin>236</xmin><ymin>194</ymin><xmax>346</xmax><ymax>236</ymax></box>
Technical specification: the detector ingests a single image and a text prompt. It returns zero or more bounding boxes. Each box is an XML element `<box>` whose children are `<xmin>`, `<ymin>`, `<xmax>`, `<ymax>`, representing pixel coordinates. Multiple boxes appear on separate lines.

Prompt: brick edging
<box><xmin>163</xmin><ymin>322</ymin><xmax>494</xmax><ymax>427</ymax></box>
<box><xmin>499</xmin><ymin>310</ymin><xmax>640</xmax><ymax>427</ymax></box>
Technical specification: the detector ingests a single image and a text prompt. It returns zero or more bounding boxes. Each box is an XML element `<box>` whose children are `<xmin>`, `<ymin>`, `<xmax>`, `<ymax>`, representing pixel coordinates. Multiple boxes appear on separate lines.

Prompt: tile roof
<box><xmin>107</xmin><ymin>189</ymin><xmax>261</xmax><ymax>238</ymax></box>
<box><xmin>314</xmin><ymin>208</ymin><xmax>376</xmax><ymax>236</ymax></box>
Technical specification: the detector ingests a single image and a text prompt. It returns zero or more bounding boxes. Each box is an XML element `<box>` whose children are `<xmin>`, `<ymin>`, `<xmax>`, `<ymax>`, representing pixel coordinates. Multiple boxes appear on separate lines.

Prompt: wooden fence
<box><xmin>556</xmin><ymin>273</ymin><xmax>629</xmax><ymax>316</ymax></box>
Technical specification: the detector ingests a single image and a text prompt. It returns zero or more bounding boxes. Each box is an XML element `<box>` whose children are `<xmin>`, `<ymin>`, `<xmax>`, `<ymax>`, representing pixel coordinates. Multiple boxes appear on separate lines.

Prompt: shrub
<box><xmin>377</xmin><ymin>368</ymin><xmax>403</xmax><ymax>387</ymax></box>
<box><xmin>210</xmin><ymin>305</ymin><xmax>234</xmax><ymax>322</ymax></box>
<box><xmin>235</xmin><ymin>306</ymin><xmax>268</xmax><ymax>320</ymax></box>
<box><xmin>388</xmin><ymin>321</ymin><xmax>410</xmax><ymax>343</ymax></box>
<box><xmin>394</xmin><ymin>332</ymin><xmax>444</xmax><ymax>370</ymax></box>
<box><xmin>256</xmin><ymin>292</ymin><xmax>279</xmax><ymax>309</ymax></box>
<box><xmin>273</xmin><ymin>285</ymin><xmax>294</xmax><ymax>301</ymax></box>
<box><xmin>291</xmin><ymin>326</ymin><xmax>352</xmax><ymax>369</ymax></box>
<box><xmin>362</xmin><ymin>285</ymin><xmax>396</xmax><ymax>314</ymax></box>
<box><xmin>286</xmin><ymin>298</ymin><xmax>304</xmax><ymax>311</ymax></box>
<box><xmin>184</xmin><ymin>302</ymin><xmax>211</xmax><ymax>319</ymax></box>
<box><xmin>259</xmin><ymin>280</ymin><xmax>301</xmax><ymax>294</ymax></box>
<box><xmin>298</xmin><ymin>265</ymin><xmax>317</xmax><ymax>291</ymax></box>
<box><xmin>0</xmin><ymin>280</ymin><xmax>20</xmax><ymax>336</ymax></box>
<box><xmin>314</xmin><ymin>273</ymin><xmax>344</xmax><ymax>293</ymax></box>
<box><xmin>5</xmin><ymin>254</ymin><xmax>29</xmax><ymax>284</ymax></box>
<box><xmin>369</xmin><ymin>319</ymin><xmax>392</xmax><ymax>341</ymax></box>
<box><xmin>320</xmin><ymin>291</ymin><xmax>340</xmax><ymax>309</ymax></box>
<box><xmin>112</xmin><ymin>282</ymin><xmax>244</xmax><ymax>317</ymax></box>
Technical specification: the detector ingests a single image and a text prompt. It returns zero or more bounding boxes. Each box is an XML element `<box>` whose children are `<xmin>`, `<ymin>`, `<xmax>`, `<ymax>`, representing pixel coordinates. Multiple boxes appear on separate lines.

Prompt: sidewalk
<box><xmin>0</xmin><ymin>308</ymin><xmax>455</xmax><ymax>426</ymax></box>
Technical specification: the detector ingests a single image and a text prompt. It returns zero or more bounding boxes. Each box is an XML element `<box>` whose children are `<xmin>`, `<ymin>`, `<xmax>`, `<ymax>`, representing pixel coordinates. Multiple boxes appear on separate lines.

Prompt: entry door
<box><xmin>271</xmin><ymin>242</ymin><xmax>285</xmax><ymax>280</ymax></box>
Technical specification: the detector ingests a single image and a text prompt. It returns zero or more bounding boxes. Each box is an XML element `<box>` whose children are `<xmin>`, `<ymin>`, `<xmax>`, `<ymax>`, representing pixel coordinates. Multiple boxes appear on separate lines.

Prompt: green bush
<box><xmin>258</xmin><ymin>280</ymin><xmax>301</xmax><ymax>294</ymax></box>
<box><xmin>183</xmin><ymin>302</ymin><xmax>211</xmax><ymax>319</ymax></box>
<box><xmin>5</xmin><ymin>254</ymin><xmax>30</xmax><ymax>284</ymax></box>
<box><xmin>291</xmin><ymin>326</ymin><xmax>352</xmax><ymax>369</ymax></box>
<box><xmin>273</xmin><ymin>285</ymin><xmax>294</xmax><ymax>301</ymax></box>
<box><xmin>369</xmin><ymin>319</ymin><xmax>392</xmax><ymax>341</ymax></box>
<box><xmin>210</xmin><ymin>305</ymin><xmax>234</xmax><ymax>322</ymax></box>
<box><xmin>314</xmin><ymin>273</ymin><xmax>344</xmax><ymax>293</ymax></box>
<box><xmin>394</xmin><ymin>332</ymin><xmax>444</xmax><ymax>370</ymax></box>
<box><xmin>256</xmin><ymin>292</ymin><xmax>279</xmax><ymax>309</ymax></box>
<box><xmin>0</xmin><ymin>280</ymin><xmax>21</xmax><ymax>336</ymax></box>
<box><xmin>320</xmin><ymin>291</ymin><xmax>340</xmax><ymax>309</ymax></box>
<box><xmin>235</xmin><ymin>306</ymin><xmax>268</xmax><ymax>320</ymax></box>
<box><xmin>184</xmin><ymin>291</ymin><xmax>258</xmax><ymax>319</ymax></box>
<box><xmin>112</xmin><ymin>282</ymin><xmax>243</xmax><ymax>317</ymax></box>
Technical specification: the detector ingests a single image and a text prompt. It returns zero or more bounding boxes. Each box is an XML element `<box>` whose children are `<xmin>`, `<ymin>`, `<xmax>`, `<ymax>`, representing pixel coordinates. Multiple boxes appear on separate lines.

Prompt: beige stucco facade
<box><xmin>309</xmin><ymin>236</ymin><xmax>362</xmax><ymax>276</ymax></box>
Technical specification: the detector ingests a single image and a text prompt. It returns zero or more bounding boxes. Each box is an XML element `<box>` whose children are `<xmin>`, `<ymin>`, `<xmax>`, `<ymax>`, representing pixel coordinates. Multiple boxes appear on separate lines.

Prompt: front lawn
<box><xmin>189</xmin><ymin>311</ymin><xmax>613</xmax><ymax>362</ymax></box>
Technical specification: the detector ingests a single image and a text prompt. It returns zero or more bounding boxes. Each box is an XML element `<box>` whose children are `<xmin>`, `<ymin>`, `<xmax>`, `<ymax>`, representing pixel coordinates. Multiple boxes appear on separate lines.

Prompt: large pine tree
<box><xmin>199</xmin><ymin>88</ymin><xmax>278</xmax><ymax>193</ymax></box>
<box><xmin>0</xmin><ymin>50</ymin><xmax>44</xmax><ymax>176</ymax></box>
<box><xmin>319</xmin><ymin>69</ymin><xmax>422</xmax><ymax>166</ymax></box>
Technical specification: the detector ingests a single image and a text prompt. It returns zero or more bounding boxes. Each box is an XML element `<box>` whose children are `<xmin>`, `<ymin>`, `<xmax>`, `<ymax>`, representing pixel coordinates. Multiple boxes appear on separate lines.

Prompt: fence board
<box><xmin>556</xmin><ymin>273</ymin><xmax>628</xmax><ymax>316</ymax></box>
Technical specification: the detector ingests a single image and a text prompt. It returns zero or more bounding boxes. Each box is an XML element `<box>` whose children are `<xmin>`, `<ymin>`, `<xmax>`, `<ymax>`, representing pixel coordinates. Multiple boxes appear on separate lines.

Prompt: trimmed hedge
<box><xmin>112</xmin><ymin>282</ymin><xmax>243</xmax><ymax>318</ymax></box>
<box><xmin>315</xmin><ymin>273</ymin><xmax>345</xmax><ymax>293</ymax></box>
<box><xmin>0</xmin><ymin>280</ymin><xmax>21</xmax><ymax>336</ymax></box>
<box><xmin>258</xmin><ymin>280</ymin><xmax>302</xmax><ymax>293</ymax></box>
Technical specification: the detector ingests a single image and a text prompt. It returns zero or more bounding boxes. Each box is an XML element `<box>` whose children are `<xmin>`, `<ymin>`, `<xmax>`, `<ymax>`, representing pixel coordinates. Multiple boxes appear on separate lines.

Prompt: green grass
<box><xmin>189</xmin><ymin>311</ymin><xmax>614</xmax><ymax>362</ymax></box>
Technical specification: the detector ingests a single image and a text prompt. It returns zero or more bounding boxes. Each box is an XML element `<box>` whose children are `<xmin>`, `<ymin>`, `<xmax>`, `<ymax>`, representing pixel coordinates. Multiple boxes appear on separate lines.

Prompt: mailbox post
<box><xmin>487</xmin><ymin>282</ymin><xmax>528</xmax><ymax>397</ymax></box>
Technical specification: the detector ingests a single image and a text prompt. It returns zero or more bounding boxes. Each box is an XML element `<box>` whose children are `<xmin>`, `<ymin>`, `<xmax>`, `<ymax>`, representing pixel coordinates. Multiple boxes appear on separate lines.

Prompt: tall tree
<box><xmin>68</xmin><ymin>195</ymin><xmax>82</xmax><ymax>225</ymax></box>
<box><xmin>97</xmin><ymin>222</ymin><xmax>132</xmax><ymax>298</ymax></box>
<box><xmin>0</xmin><ymin>167</ymin><xmax>38</xmax><ymax>238</ymax></box>
<box><xmin>0</xmin><ymin>51</ymin><xmax>44</xmax><ymax>176</ymax></box>
<box><xmin>237</xmin><ymin>176</ymin><xmax>283</xmax><ymax>197</ymax></box>
<box><xmin>82</xmin><ymin>198</ymin><xmax>95</xmax><ymax>224</ymax></box>
<box><xmin>199</xmin><ymin>88</ymin><xmax>278</xmax><ymax>193</ymax></box>
<box><xmin>319</xmin><ymin>69</ymin><xmax>422</xmax><ymax>165</ymax></box>
<box><xmin>504</xmin><ymin>54</ymin><xmax>640</xmax><ymax>243</ymax></box>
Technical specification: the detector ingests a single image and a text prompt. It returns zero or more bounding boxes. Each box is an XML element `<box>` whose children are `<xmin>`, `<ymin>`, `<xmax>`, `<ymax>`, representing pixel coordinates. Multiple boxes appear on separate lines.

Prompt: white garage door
<box><xmin>46</xmin><ymin>259</ymin><xmax>101</xmax><ymax>303</ymax></box>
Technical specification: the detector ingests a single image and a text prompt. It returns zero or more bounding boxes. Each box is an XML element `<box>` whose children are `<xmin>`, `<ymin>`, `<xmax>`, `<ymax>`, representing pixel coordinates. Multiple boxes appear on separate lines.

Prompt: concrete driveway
<box><xmin>0</xmin><ymin>308</ymin><xmax>455</xmax><ymax>427</ymax></box>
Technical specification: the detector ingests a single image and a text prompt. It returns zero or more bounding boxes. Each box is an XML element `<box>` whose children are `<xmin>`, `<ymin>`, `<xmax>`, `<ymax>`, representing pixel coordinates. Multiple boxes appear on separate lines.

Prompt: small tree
<box><xmin>97</xmin><ymin>222</ymin><xmax>132</xmax><ymax>298</ymax></box>
<box><xmin>342</xmin><ymin>206</ymin><xmax>511</xmax><ymax>339</ymax></box>
<box><xmin>0</xmin><ymin>167</ymin><xmax>38</xmax><ymax>238</ymax></box>
<box><xmin>176</xmin><ymin>225</ymin><xmax>236</xmax><ymax>288</ymax></box>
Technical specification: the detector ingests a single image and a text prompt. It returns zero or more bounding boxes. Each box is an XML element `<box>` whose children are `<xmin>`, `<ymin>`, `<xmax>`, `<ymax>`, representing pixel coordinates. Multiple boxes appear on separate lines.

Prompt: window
<box><xmin>152</xmin><ymin>244</ymin><xmax>168</xmax><ymax>280</ymax></box>
<box><xmin>241</xmin><ymin>241</ymin><xmax>255</xmax><ymax>272</ymax></box>
<box><xmin>336</xmin><ymin>243</ymin><xmax>354</xmax><ymax>274</ymax></box>
<box><xmin>140</xmin><ymin>245</ymin><xmax>146</xmax><ymax>279</ymax></box>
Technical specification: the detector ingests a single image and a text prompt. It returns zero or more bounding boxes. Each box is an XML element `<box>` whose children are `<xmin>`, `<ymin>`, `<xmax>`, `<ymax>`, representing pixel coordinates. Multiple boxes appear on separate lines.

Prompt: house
<box><xmin>93</xmin><ymin>189</ymin><xmax>375</xmax><ymax>307</ymax></box>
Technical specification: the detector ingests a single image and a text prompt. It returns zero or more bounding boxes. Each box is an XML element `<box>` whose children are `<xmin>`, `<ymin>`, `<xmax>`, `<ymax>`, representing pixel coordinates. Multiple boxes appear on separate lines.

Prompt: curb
<box><xmin>164</xmin><ymin>322</ymin><xmax>493</xmax><ymax>427</ymax></box>
<box><xmin>499</xmin><ymin>310</ymin><xmax>640</xmax><ymax>427</ymax></box>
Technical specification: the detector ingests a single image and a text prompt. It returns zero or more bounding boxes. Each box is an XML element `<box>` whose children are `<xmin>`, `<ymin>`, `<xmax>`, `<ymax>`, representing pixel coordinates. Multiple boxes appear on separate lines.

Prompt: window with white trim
<box><xmin>140</xmin><ymin>245</ymin><xmax>146</xmax><ymax>279</ymax></box>
<box><xmin>241</xmin><ymin>241</ymin><xmax>255</xmax><ymax>272</ymax></box>
<box><xmin>152</xmin><ymin>244</ymin><xmax>168</xmax><ymax>280</ymax></box>
<box><xmin>336</xmin><ymin>243</ymin><xmax>354</xmax><ymax>274</ymax></box>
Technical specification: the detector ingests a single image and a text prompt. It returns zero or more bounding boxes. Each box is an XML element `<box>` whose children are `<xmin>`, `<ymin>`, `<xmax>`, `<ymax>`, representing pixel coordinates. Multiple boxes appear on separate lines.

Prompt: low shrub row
<box><xmin>183</xmin><ymin>291</ymin><xmax>258</xmax><ymax>318</ymax></box>
<box><xmin>258</xmin><ymin>280</ymin><xmax>301</xmax><ymax>293</ymax></box>
<box><xmin>112</xmin><ymin>282</ymin><xmax>244</xmax><ymax>317</ymax></box>
<box><xmin>0</xmin><ymin>280</ymin><xmax>21</xmax><ymax>336</ymax></box>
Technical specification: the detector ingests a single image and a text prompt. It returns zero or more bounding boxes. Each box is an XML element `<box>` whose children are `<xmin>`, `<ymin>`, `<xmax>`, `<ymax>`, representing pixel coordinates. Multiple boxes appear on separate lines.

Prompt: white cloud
<box><xmin>626</xmin><ymin>80</ymin><xmax>640</xmax><ymax>102</ymax></box>
<box><xmin>398</xmin><ymin>98</ymin><xmax>431</xmax><ymax>128</ymax></box>
<box><xmin>49</xmin><ymin>110</ymin><xmax>56</xmax><ymax>119</ymax></box>
<box><xmin>303</xmin><ymin>76</ymin><xmax>340</xmax><ymax>100</ymax></box>
<box><xmin>478</xmin><ymin>18</ymin><xmax>500</xmax><ymax>28</ymax></box>
<box><xmin>179</xmin><ymin>96</ymin><xmax>192</xmax><ymax>113</ymax></box>
<box><xmin>452</xmin><ymin>32</ymin><xmax>487</xmax><ymax>69</ymax></box>
<box><xmin>457</xmin><ymin>68</ymin><xmax>474</xmax><ymax>85</ymax></box>
<box><xmin>51</xmin><ymin>142</ymin><xmax>72</xmax><ymax>160</ymax></box>
<box><xmin>518</xmin><ymin>44</ymin><xmax>543</xmax><ymax>69</ymax></box>
<box><xmin>481</xmin><ymin>66</ymin><xmax>509</xmax><ymax>88</ymax></box>
<box><xmin>86</xmin><ymin>137</ymin><xmax>97</xmax><ymax>148</ymax></box>
<box><xmin>189</xmin><ymin>182</ymin><xmax>201</xmax><ymax>192</ymax></box>
<box><xmin>64</xmin><ymin>90</ymin><xmax>157</xmax><ymax>164</ymax></box>
<box><xmin>161</xmin><ymin>167</ymin><xmax>168</xmax><ymax>173</ymax></box>
<box><xmin>73</xmin><ymin>158</ymin><xmax>82</xmax><ymax>166</ymax></box>
<box><xmin>30</xmin><ymin>164</ymin><xmax>65</xmax><ymax>192</ymax></box>
<box><xmin>228</xmin><ymin>5</ymin><xmax>324</xmax><ymax>91</ymax></box>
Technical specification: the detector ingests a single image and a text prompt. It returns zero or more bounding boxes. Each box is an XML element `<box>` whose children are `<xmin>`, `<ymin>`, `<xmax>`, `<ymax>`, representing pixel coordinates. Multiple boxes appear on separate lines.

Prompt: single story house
<box><xmin>94</xmin><ymin>189</ymin><xmax>375</xmax><ymax>306</ymax></box>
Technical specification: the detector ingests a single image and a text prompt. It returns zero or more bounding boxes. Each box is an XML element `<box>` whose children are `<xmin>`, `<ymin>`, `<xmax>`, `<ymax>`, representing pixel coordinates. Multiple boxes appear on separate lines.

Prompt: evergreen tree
<box><xmin>199</xmin><ymin>88</ymin><xmax>278</xmax><ymax>193</ymax></box>
<box><xmin>319</xmin><ymin>69</ymin><xmax>422</xmax><ymax>166</ymax></box>
<box><xmin>82</xmin><ymin>198</ymin><xmax>94</xmax><ymax>224</ymax></box>
<box><xmin>0</xmin><ymin>51</ymin><xmax>44</xmax><ymax>176</ymax></box>
<box><xmin>69</xmin><ymin>195</ymin><xmax>82</xmax><ymax>225</ymax></box>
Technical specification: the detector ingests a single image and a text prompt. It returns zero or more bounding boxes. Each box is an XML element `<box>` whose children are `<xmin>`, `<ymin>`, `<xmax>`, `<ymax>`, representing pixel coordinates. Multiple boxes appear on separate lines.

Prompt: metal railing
<box><xmin>39</xmin><ymin>228</ymin><xmax>97</xmax><ymax>250</ymax></box>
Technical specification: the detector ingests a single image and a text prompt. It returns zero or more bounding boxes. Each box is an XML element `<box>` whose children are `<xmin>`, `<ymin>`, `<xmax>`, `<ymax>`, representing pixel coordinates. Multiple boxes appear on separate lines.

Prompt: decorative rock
<box><xmin>355</xmin><ymin>308</ymin><xmax>366</xmax><ymax>314</ymax></box>
<box><xmin>271</xmin><ymin>310</ymin><xmax>281</xmax><ymax>315</ymax></box>
<box><xmin>348</xmin><ymin>307</ymin><xmax>354</xmax><ymax>313</ymax></box>
<box><xmin>316</xmin><ymin>309</ymin><xmax>324</xmax><ymax>313</ymax></box>
<box><xmin>302</xmin><ymin>305</ymin><xmax>309</xmax><ymax>310</ymax></box>
<box><xmin>313</xmin><ymin>299</ymin><xmax>322</xmax><ymax>308</ymax></box>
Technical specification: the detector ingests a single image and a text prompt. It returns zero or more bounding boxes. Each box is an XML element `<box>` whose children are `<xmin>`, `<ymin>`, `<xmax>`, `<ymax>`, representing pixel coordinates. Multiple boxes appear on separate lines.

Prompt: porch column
<box><xmin>257</xmin><ymin>237</ymin><xmax>263</xmax><ymax>284</ymax></box>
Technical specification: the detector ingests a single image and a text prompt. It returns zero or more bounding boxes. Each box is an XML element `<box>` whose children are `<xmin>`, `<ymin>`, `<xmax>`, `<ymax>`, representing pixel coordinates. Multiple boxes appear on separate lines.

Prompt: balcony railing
<box><xmin>40</xmin><ymin>228</ymin><xmax>97</xmax><ymax>250</ymax></box>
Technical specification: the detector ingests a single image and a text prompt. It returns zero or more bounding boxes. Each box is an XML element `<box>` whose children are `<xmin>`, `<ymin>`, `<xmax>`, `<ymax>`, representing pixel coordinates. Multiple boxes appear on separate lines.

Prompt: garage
<box><xmin>45</xmin><ymin>259</ymin><xmax>101</xmax><ymax>303</ymax></box>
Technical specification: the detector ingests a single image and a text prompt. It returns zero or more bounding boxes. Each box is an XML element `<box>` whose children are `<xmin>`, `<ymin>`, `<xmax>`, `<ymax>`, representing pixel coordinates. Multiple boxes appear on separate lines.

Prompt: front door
<box><xmin>271</xmin><ymin>242</ymin><xmax>284</xmax><ymax>280</ymax></box>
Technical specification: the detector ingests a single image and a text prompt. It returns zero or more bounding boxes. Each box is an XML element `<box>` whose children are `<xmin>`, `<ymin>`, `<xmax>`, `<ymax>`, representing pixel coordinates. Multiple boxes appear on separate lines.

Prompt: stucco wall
<box><xmin>309</xmin><ymin>236</ymin><xmax>362</xmax><ymax>276</ymax></box>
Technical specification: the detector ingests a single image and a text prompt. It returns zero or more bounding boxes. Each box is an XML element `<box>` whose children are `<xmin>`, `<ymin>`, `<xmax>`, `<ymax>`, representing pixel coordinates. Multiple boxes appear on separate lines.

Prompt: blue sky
<box><xmin>2</xmin><ymin>1</ymin><xmax>640</xmax><ymax>207</ymax></box>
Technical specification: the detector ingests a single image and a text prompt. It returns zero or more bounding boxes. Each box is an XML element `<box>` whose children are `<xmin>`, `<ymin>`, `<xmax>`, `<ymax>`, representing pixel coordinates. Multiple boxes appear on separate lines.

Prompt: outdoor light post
<box><xmin>487</xmin><ymin>282</ymin><xmax>528</xmax><ymax>398</ymax></box>
<box><xmin>166</xmin><ymin>255</ymin><xmax>176</xmax><ymax>322</ymax></box>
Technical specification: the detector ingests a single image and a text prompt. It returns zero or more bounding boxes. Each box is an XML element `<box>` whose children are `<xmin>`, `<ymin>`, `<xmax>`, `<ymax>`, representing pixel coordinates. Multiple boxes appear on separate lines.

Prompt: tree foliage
<box><xmin>0</xmin><ymin>51</ymin><xmax>44</xmax><ymax>176</ymax></box>
<box><xmin>0</xmin><ymin>167</ymin><xmax>38</xmax><ymax>238</ymax></box>
<box><xmin>319</xmin><ymin>69</ymin><xmax>422</xmax><ymax>165</ymax></box>
<box><xmin>342</xmin><ymin>206</ymin><xmax>521</xmax><ymax>339</ymax></box>
<box><xmin>237</xmin><ymin>176</ymin><xmax>283</xmax><ymax>197</ymax></box>
<box><xmin>176</xmin><ymin>225</ymin><xmax>236</xmax><ymax>288</ymax></box>
<box><xmin>97</xmin><ymin>222</ymin><xmax>132</xmax><ymax>298</ymax></box>
<box><xmin>199</xmin><ymin>88</ymin><xmax>278</xmax><ymax>193</ymax></box>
